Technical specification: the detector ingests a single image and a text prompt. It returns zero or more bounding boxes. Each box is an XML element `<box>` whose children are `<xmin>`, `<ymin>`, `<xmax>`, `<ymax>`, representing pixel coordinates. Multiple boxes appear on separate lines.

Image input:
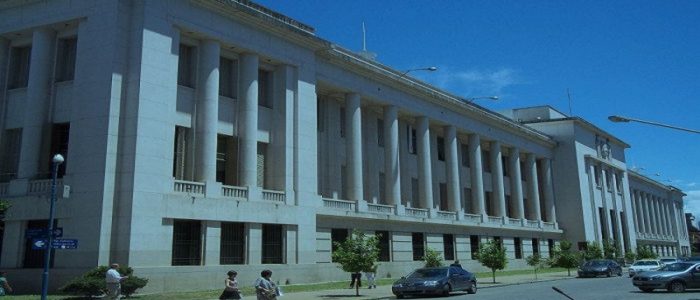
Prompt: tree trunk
<box><xmin>492</xmin><ymin>269</ymin><xmax>496</xmax><ymax>283</ymax></box>
<box><xmin>355</xmin><ymin>282</ymin><xmax>359</xmax><ymax>296</ymax></box>
<box><xmin>567</xmin><ymin>268</ymin><xmax>571</xmax><ymax>276</ymax></box>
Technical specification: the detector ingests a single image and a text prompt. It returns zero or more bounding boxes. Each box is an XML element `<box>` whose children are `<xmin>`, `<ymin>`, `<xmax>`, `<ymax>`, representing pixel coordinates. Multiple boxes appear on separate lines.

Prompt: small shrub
<box><xmin>60</xmin><ymin>265</ymin><xmax>148</xmax><ymax>298</ymax></box>
<box><xmin>423</xmin><ymin>247</ymin><xmax>443</xmax><ymax>268</ymax></box>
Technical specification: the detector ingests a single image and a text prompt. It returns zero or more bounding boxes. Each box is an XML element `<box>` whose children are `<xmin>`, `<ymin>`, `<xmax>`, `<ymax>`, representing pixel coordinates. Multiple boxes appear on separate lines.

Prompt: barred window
<box><xmin>172</xmin><ymin>220</ymin><xmax>202</xmax><ymax>266</ymax></box>
<box><xmin>412</xmin><ymin>232</ymin><xmax>424</xmax><ymax>261</ymax></box>
<box><xmin>220</xmin><ymin>222</ymin><xmax>245</xmax><ymax>264</ymax></box>
<box><xmin>172</xmin><ymin>126</ymin><xmax>190</xmax><ymax>180</ymax></box>
<box><xmin>443</xmin><ymin>234</ymin><xmax>454</xmax><ymax>261</ymax></box>
<box><xmin>376</xmin><ymin>231</ymin><xmax>390</xmax><ymax>262</ymax></box>
<box><xmin>262</xmin><ymin>224</ymin><xmax>283</xmax><ymax>264</ymax></box>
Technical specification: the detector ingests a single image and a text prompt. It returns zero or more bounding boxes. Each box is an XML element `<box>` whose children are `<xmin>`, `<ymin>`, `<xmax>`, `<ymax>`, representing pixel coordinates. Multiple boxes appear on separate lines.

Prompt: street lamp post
<box><xmin>608</xmin><ymin>115</ymin><xmax>700</xmax><ymax>134</ymax></box>
<box><xmin>399</xmin><ymin>66</ymin><xmax>438</xmax><ymax>77</ymax></box>
<box><xmin>41</xmin><ymin>154</ymin><xmax>64</xmax><ymax>300</ymax></box>
<box><xmin>463</xmin><ymin>96</ymin><xmax>499</xmax><ymax>103</ymax></box>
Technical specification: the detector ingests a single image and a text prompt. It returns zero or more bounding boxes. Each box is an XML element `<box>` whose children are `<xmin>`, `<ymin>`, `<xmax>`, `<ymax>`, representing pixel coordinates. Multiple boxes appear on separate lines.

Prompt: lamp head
<box><xmin>426</xmin><ymin>66</ymin><xmax>438</xmax><ymax>71</ymax></box>
<box><xmin>608</xmin><ymin>115</ymin><xmax>630</xmax><ymax>123</ymax></box>
<box><xmin>52</xmin><ymin>154</ymin><xmax>65</xmax><ymax>164</ymax></box>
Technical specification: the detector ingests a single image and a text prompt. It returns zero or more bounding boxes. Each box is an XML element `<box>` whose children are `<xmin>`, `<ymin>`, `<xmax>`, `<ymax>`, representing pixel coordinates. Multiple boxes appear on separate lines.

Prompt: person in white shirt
<box><xmin>105</xmin><ymin>263</ymin><xmax>128</xmax><ymax>299</ymax></box>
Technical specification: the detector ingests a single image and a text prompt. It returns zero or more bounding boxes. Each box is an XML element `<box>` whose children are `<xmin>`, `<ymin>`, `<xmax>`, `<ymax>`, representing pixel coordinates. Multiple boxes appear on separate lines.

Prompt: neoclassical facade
<box><xmin>0</xmin><ymin>0</ymin><xmax>688</xmax><ymax>293</ymax></box>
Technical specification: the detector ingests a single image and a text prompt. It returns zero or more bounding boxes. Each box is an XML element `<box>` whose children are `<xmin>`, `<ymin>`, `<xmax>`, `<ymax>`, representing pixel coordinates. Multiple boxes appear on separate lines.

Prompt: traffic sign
<box><xmin>25</xmin><ymin>228</ymin><xmax>63</xmax><ymax>239</ymax></box>
<box><xmin>30</xmin><ymin>238</ymin><xmax>78</xmax><ymax>250</ymax></box>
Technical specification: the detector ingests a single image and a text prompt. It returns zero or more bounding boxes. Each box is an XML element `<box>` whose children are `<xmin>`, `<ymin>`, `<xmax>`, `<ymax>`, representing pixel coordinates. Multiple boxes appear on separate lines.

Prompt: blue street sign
<box><xmin>30</xmin><ymin>238</ymin><xmax>78</xmax><ymax>250</ymax></box>
<box><xmin>25</xmin><ymin>228</ymin><xmax>63</xmax><ymax>239</ymax></box>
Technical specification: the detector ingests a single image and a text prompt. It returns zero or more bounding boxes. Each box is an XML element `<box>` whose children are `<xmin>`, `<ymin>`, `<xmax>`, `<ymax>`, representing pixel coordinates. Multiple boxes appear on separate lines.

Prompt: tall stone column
<box><xmin>600</xmin><ymin>169</ymin><xmax>612</xmax><ymax>240</ymax></box>
<box><xmin>643</xmin><ymin>193</ymin><xmax>653</xmax><ymax>234</ymax></box>
<box><xmin>610</xmin><ymin>172</ymin><xmax>624</xmax><ymax>250</ymax></box>
<box><xmin>508</xmin><ymin>148</ymin><xmax>524</xmax><ymax>220</ymax></box>
<box><xmin>649</xmin><ymin>194</ymin><xmax>659</xmax><ymax>236</ymax></box>
<box><xmin>668</xmin><ymin>200</ymin><xmax>679</xmax><ymax>238</ymax></box>
<box><xmin>468</xmin><ymin>134</ymin><xmax>485</xmax><ymax>218</ymax></box>
<box><xmin>383</xmin><ymin>106</ymin><xmax>401</xmax><ymax>207</ymax></box>
<box><xmin>345</xmin><ymin>93</ymin><xmax>364</xmax><ymax>203</ymax></box>
<box><xmin>632</xmin><ymin>190</ymin><xmax>642</xmax><ymax>233</ymax></box>
<box><xmin>490</xmin><ymin>141</ymin><xmax>506</xmax><ymax>218</ymax></box>
<box><xmin>525</xmin><ymin>153</ymin><xmax>541</xmax><ymax>221</ymax></box>
<box><xmin>18</xmin><ymin>28</ymin><xmax>55</xmax><ymax>179</ymax></box>
<box><xmin>194</xmin><ymin>39</ymin><xmax>220</xmax><ymax>183</ymax></box>
<box><xmin>239</xmin><ymin>53</ymin><xmax>259</xmax><ymax>187</ymax></box>
<box><xmin>445</xmin><ymin>125</ymin><xmax>461</xmax><ymax>215</ymax></box>
<box><xmin>542</xmin><ymin>158</ymin><xmax>556</xmax><ymax>223</ymax></box>
<box><xmin>660</xmin><ymin>198</ymin><xmax>670</xmax><ymax>236</ymax></box>
<box><xmin>416</xmin><ymin>116</ymin><xmax>433</xmax><ymax>210</ymax></box>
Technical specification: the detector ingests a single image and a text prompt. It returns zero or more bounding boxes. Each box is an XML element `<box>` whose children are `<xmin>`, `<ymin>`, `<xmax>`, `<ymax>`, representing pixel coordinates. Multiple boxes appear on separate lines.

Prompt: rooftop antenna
<box><xmin>358</xmin><ymin>21</ymin><xmax>377</xmax><ymax>60</ymax></box>
<box><xmin>566</xmin><ymin>88</ymin><xmax>573</xmax><ymax>116</ymax></box>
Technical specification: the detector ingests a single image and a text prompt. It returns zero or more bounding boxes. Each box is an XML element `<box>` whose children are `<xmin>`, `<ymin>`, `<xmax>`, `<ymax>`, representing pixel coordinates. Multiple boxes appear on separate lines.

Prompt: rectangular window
<box><xmin>494</xmin><ymin>236</ymin><xmax>503</xmax><ymax>249</ymax></box>
<box><xmin>548</xmin><ymin>239</ymin><xmax>555</xmax><ymax>257</ymax></box>
<box><xmin>506</xmin><ymin>195</ymin><xmax>513</xmax><ymax>217</ymax></box>
<box><xmin>520</xmin><ymin>160</ymin><xmax>526</xmax><ymax>180</ymax></box>
<box><xmin>331</xmin><ymin>228</ymin><xmax>348</xmax><ymax>262</ymax></box>
<box><xmin>485</xmin><ymin>192</ymin><xmax>492</xmax><ymax>216</ymax></box>
<box><xmin>177</xmin><ymin>44</ymin><xmax>195</xmax><ymax>88</ymax></box>
<box><xmin>258</xmin><ymin>69</ymin><xmax>273</xmax><ymax>108</ymax></box>
<box><xmin>8</xmin><ymin>46</ymin><xmax>31</xmax><ymax>89</ymax></box>
<box><xmin>443</xmin><ymin>234</ymin><xmax>455</xmax><ymax>261</ymax></box>
<box><xmin>23</xmin><ymin>220</ymin><xmax>55</xmax><ymax>268</ymax></box>
<box><xmin>407</xmin><ymin>125</ymin><xmax>417</xmax><ymax>154</ymax></box>
<box><xmin>220</xmin><ymin>222</ymin><xmax>245</xmax><ymax>264</ymax></box>
<box><xmin>339</xmin><ymin>108</ymin><xmax>346</xmax><ymax>138</ymax></box>
<box><xmin>216</xmin><ymin>135</ymin><xmax>228</xmax><ymax>183</ymax></box>
<box><xmin>376</xmin><ymin>231</ymin><xmax>390</xmax><ymax>262</ymax></box>
<box><xmin>219</xmin><ymin>57</ymin><xmax>238</xmax><ymax>98</ymax></box>
<box><xmin>598</xmin><ymin>207</ymin><xmax>607</xmax><ymax>240</ymax></box>
<box><xmin>463</xmin><ymin>187</ymin><xmax>472</xmax><ymax>213</ymax></box>
<box><xmin>55</xmin><ymin>37</ymin><xmax>77</xmax><ymax>82</ymax></box>
<box><xmin>262</xmin><ymin>224</ymin><xmax>284</xmax><ymax>264</ymax></box>
<box><xmin>615</xmin><ymin>174</ymin><xmax>623</xmax><ymax>193</ymax></box>
<box><xmin>411</xmin><ymin>178</ymin><xmax>419</xmax><ymax>207</ymax></box>
<box><xmin>439</xmin><ymin>183</ymin><xmax>448</xmax><ymax>211</ymax></box>
<box><xmin>593</xmin><ymin>165</ymin><xmax>601</xmax><ymax>187</ymax></box>
<box><xmin>437</xmin><ymin>137</ymin><xmax>445</xmax><ymax>161</ymax></box>
<box><xmin>412</xmin><ymin>232</ymin><xmax>424</xmax><ymax>261</ymax></box>
<box><xmin>377</xmin><ymin>119</ymin><xmax>384</xmax><ymax>147</ymax></box>
<box><xmin>461</xmin><ymin>144</ymin><xmax>470</xmax><ymax>167</ymax></box>
<box><xmin>605</xmin><ymin>170</ymin><xmax>613</xmax><ymax>191</ymax></box>
<box><xmin>502</xmin><ymin>156</ymin><xmax>509</xmax><ymax>177</ymax></box>
<box><xmin>0</xmin><ymin>129</ymin><xmax>22</xmax><ymax>182</ymax></box>
<box><xmin>172</xmin><ymin>220</ymin><xmax>202</xmax><ymax>266</ymax></box>
<box><xmin>470</xmin><ymin>235</ymin><xmax>480</xmax><ymax>260</ymax></box>
<box><xmin>532</xmin><ymin>238</ymin><xmax>539</xmax><ymax>255</ymax></box>
<box><xmin>482</xmin><ymin>150</ymin><xmax>491</xmax><ymax>172</ymax></box>
<box><xmin>317</xmin><ymin>102</ymin><xmax>325</xmax><ymax>132</ymax></box>
<box><xmin>378</xmin><ymin>172</ymin><xmax>385</xmax><ymax>204</ymax></box>
<box><xmin>49</xmin><ymin>123</ymin><xmax>70</xmax><ymax>178</ymax></box>
<box><xmin>173</xmin><ymin>126</ymin><xmax>190</xmax><ymax>180</ymax></box>
<box><xmin>340</xmin><ymin>165</ymin><xmax>347</xmax><ymax>200</ymax></box>
<box><xmin>514</xmin><ymin>237</ymin><xmax>523</xmax><ymax>259</ymax></box>
<box><xmin>257</xmin><ymin>142</ymin><xmax>267</xmax><ymax>188</ymax></box>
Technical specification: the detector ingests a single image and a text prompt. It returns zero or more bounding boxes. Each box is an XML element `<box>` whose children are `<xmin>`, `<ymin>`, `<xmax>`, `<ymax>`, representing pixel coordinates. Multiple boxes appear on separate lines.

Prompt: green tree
<box><xmin>477</xmin><ymin>239</ymin><xmax>507</xmax><ymax>283</ymax></box>
<box><xmin>331</xmin><ymin>230</ymin><xmax>380</xmax><ymax>296</ymax></box>
<box><xmin>551</xmin><ymin>240</ymin><xmax>580</xmax><ymax>276</ymax></box>
<box><xmin>423</xmin><ymin>247</ymin><xmax>443</xmax><ymax>268</ymax></box>
<box><xmin>602</xmin><ymin>239</ymin><xmax>619</xmax><ymax>259</ymax></box>
<box><xmin>636</xmin><ymin>245</ymin><xmax>658</xmax><ymax>259</ymax></box>
<box><xmin>60</xmin><ymin>265</ymin><xmax>148</xmax><ymax>297</ymax></box>
<box><xmin>581</xmin><ymin>241</ymin><xmax>603</xmax><ymax>261</ymax></box>
<box><xmin>624</xmin><ymin>250</ymin><xmax>637</xmax><ymax>264</ymax></box>
<box><xmin>525</xmin><ymin>253</ymin><xmax>546</xmax><ymax>280</ymax></box>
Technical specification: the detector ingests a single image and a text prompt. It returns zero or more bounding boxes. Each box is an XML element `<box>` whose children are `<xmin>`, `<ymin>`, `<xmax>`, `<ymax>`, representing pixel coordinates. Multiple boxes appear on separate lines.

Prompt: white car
<box><xmin>628</xmin><ymin>259</ymin><xmax>662</xmax><ymax>277</ymax></box>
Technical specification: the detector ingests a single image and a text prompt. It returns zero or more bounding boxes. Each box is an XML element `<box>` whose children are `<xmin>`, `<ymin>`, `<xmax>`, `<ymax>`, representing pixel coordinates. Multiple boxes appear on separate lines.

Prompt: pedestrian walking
<box><xmin>219</xmin><ymin>270</ymin><xmax>241</xmax><ymax>299</ymax></box>
<box><xmin>349</xmin><ymin>272</ymin><xmax>362</xmax><ymax>289</ymax></box>
<box><xmin>255</xmin><ymin>269</ymin><xmax>278</xmax><ymax>300</ymax></box>
<box><xmin>0</xmin><ymin>271</ymin><xmax>12</xmax><ymax>296</ymax></box>
<box><xmin>364</xmin><ymin>265</ymin><xmax>377</xmax><ymax>289</ymax></box>
<box><xmin>105</xmin><ymin>263</ymin><xmax>128</xmax><ymax>300</ymax></box>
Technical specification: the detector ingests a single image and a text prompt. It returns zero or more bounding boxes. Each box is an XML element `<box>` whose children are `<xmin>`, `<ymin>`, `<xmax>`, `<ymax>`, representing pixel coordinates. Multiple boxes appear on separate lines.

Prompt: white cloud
<box><xmin>683</xmin><ymin>190</ymin><xmax>700</xmax><ymax>219</ymax></box>
<box><xmin>420</xmin><ymin>67</ymin><xmax>521</xmax><ymax>98</ymax></box>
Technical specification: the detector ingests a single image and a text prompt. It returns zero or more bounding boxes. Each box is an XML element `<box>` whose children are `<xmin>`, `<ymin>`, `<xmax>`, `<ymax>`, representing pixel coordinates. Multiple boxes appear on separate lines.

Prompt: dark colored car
<box><xmin>633</xmin><ymin>262</ymin><xmax>700</xmax><ymax>293</ymax></box>
<box><xmin>577</xmin><ymin>259</ymin><xmax>623</xmax><ymax>278</ymax></box>
<box><xmin>392</xmin><ymin>266</ymin><xmax>477</xmax><ymax>298</ymax></box>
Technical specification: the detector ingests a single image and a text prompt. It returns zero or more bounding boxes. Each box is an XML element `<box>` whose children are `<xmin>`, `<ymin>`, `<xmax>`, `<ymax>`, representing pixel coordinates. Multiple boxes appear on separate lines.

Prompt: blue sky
<box><xmin>255</xmin><ymin>0</ymin><xmax>700</xmax><ymax>219</ymax></box>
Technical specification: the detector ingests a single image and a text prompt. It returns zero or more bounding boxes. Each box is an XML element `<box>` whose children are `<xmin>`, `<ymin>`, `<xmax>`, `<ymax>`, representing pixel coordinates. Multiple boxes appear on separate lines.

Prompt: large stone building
<box><xmin>0</xmin><ymin>0</ymin><xmax>689</xmax><ymax>293</ymax></box>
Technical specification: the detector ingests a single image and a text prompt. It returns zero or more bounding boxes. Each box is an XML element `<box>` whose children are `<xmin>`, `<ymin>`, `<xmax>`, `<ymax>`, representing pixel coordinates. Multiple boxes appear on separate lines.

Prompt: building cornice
<box><xmin>525</xmin><ymin>117</ymin><xmax>630</xmax><ymax>148</ymax></box>
<box><xmin>628</xmin><ymin>170</ymin><xmax>686</xmax><ymax>197</ymax></box>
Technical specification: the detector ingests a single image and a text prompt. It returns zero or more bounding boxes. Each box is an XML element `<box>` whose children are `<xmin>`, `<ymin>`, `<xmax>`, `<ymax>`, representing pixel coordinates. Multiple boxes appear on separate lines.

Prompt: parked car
<box><xmin>633</xmin><ymin>262</ymin><xmax>700</xmax><ymax>292</ymax></box>
<box><xmin>392</xmin><ymin>266</ymin><xmax>477</xmax><ymax>298</ymax></box>
<box><xmin>577</xmin><ymin>259</ymin><xmax>623</xmax><ymax>278</ymax></box>
<box><xmin>629</xmin><ymin>259</ymin><xmax>663</xmax><ymax>277</ymax></box>
<box><xmin>660</xmin><ymin>258</ymin><xmax>680</xmax><ymax>265</ymax></box>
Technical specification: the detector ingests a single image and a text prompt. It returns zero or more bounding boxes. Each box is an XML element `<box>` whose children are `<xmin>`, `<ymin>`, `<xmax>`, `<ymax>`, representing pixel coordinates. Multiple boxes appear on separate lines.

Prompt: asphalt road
<box><xmin>410</xmin><ymin>276</ymin><xmax>700</xmax><ymax>300</ymax></box>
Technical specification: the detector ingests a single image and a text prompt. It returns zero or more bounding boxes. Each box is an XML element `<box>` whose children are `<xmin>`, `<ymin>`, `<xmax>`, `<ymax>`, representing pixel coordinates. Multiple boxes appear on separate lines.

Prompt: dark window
<box><xmin>8</xmin><ymin>46</ymin><xmax>30</xmax><ymax>89</ymax></box>
<box><xmin>219</xmin><ymin>57</ymin><xmax>238</xmax><ymax>98</ymax></box>
<box><xmin>220</xmin><ymin>222</ymin><xmax>245</xmax><ymax>264</ymax></box>
<box><xmin>331</xmin><ymin>228</ymin><xmax>348</xmax><ymax>261</ymax></box>
<box><xmin>376</xmin><ymin>231</ymin><xmax>390</xmax><ymax>262</ymax></box>
<box><xmin>437</xmin><ymin>137</ymin><xmax>445</xmax><ymax>161</ymax></box>
<box><xmin>593</xmin><ymin>165</ymin><xmax>601</xmax><ymax>187</ymax></box>
<box><xmin>520</xmin><ymin>160</ymin><xmax>526</xmax><ymax>180</ymax></box>
<box><xmin>548</xmin><ymin>239</ymin><xmax>555</xmax><ymax>257</ymax></box>
<box><xmin>461</xmin><ymin>144</ymin><xmax>470</xmax><ymax>167</ymax></box>
<box><xmin>470</xmin><ymin>235</ymin><xmax>480</xmax><ymax>260</ymax></box>
<box><xmin>599</xmin><ymin>207</ymin><xmax>608</xmax><ymax>240</ymax></box>
<box><xmin>501</xmin><ymin>156</ymin><xmax>509</xmax><ymax>176</ymax></box>
<box><xmin>216</xmin><ymin>135</ymin><xmax>228</xmax><ymax>183</ymax></box>
<box><xmin>55</xmin><ymin>37</ymin><xmax>77</xmax><ymax>82</ymax></box>
<box><xmin>411</xmin><ymin>178</ymin><xmax>418</xmax><ymax>207</ymax></box>
<box><xmin>408</xmin><ymin>126</ymin><xmax>417</xmax><ymax>154</ymax></box>
<box><xmin>172</xmin><ymin>220</ymin><xmax>202</xmax><ymax>266</ymax></box>
<box><xmin>177</xmin><ymin>44</ymin><xmax>195</xmax><ymax>87</ymax></box>
<box><xmin>317</xmin><ymin>102</ymin><xmax>325</xmax><ymax>132</ymax></box>
<box><xmin>443</xmin><ymin>234</ymin><xmax>455</xmax><ymax>261</ymax></box>
<box><xmin>339</xmin><ymin>108</ymin><xmax>346</xmax><ymax>138</ymax></box>
<box><xmin>173</xmin><ymin>126</ymin><xmax>189</xmax><ymax>180</ymax></box>
<box><xmin>439</xmin><ymin>183</ymin><xmax>448</xmax><ymax>211</ymax></box>
<box><xmin>482</xmin><ymin>150</ymin><xmax>491</xmax><ymax>172</ymax></box>
<box><xmin>532</xmin><ymin>238</ymin><xmax>539</xmax><ymax>255</ymax></box>
<box><xmin>378</xmin><ymin>172</ymin><xmax>385</xmax><ymax>204</ymax></box>
<box><xmin>23</xmin><ymin>220</ymin><xmax>55</xmax><ymax>268</ymax></box>
<box><xmin>485</xmin><ymin>192</ymin><xmax>492</xmax><ymax>216</ymax></box>
<box><xmin>514</xmin><ymin>237</ymin><xmax>522</xmax><ymax>259</ymax></box>
<box><xmin>412</xmin><ymin>232</ymin><xmax>424</xmax><ymax>261</ymax></box>
<box><xmin>377</xmin><ymin>119</ymin><xmax>384</xmax><ymax>147</ymax></box>
<box><xmin>506</xmin><ymin>195</ymin><xmax>513</xmax><ymax>217</ymax></box>
<box><xmin>49</xmin><ymin>123</ymin><xmax>70</xmax><ymax>178</ymax></box>
<box><xmin>494</xmin><ymin>236</ymin><xmax>503</xmax><ymax>249</ymax></box>
<box><xmin>0</xmin><ymin>129</ymin><xmax>21</xmax><ymax>182</ymax></box>
<box><xmin>262</xmin><ymin>224</ymin><xmax>283</xmax><ymax>264</ymax></box>
<box><xmin>605</xmin><ymin>170</ymin><xmax>613</xmax><ymax>191</ymax></box>
<box><xmin>258</xmin><ymin>70</ymin><xmax>272</xmax><ymax>108</ymax></box>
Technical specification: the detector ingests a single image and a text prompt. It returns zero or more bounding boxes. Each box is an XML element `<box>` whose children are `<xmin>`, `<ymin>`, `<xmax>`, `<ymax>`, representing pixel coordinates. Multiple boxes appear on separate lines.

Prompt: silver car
<box><xmin>633</xmin><ymin>262</ymin><xmax>700</xmax><ymax>293</ymax></box>
<box><xmin>392</xmin><ymin>266</ymin><xmax>477</xmax><ymax>298</ymax></box>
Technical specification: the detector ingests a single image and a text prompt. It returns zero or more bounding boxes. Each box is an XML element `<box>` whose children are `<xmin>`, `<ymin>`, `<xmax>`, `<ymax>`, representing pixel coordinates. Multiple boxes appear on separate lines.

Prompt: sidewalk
<box><xmin>276</xmin><ymin>271</ymin><xmax>575</xmax><ymax>300</ymax></box>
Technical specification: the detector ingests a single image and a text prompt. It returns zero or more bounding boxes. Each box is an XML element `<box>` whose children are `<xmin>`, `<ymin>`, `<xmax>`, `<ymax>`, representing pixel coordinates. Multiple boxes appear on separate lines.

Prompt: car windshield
<box><xmin>633</xmin><ymin>261</ymin><xmax>657</xmax><ymax>266</ymax></box>
<box><xmin>407</xmin><ymin>268</ymin><xmax>448</xmax><ymax>279</ymax></box>
<box><xmin>583</xmin><ymin>260</ymin><xmax>608</xmax><ymax>267</ymax></box>
<box><xmin>658</xmin><ymin>263</ymin><xmax>695</xmax><ymax>272</ymax></box>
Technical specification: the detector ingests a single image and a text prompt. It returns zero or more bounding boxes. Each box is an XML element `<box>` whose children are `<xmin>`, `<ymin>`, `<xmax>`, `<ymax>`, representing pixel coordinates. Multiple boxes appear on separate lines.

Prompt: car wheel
<box><xmin>395</xmin><ymin>294</ymin><xmax>404</xmax><ymax>299</ymax></box>
<box><xmin>607</xmin><ymin>270</ymin><xmax>612</xmax><ymax>277</ymax></box>
<box><xmin>639</xmin><ymin>288</ymin><xmax>654</xmax><ymax>293</ymax></box>
<box><xmin>442</xmin><ymin>283</ymin><xmax>451</xmax><ymax>297</ymax></box>
<box><xmin>467</xmin><ymin>281</ymin><xmax>477</xmax><ymax>294</ymax></box>
<box><xmin>668</xmin><ymin>281</ymin><xmax>686</xmax><ymax>293</ymax></box>
<box><xmin>617</xmin><ymin>270</ymin><xmax>623</xmax><ymax>276</ymax></box>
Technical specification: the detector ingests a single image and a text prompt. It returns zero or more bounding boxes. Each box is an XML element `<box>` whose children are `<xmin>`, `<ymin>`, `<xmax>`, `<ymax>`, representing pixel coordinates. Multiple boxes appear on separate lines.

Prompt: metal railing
<box><xmin>508</xmin><ymin>218</ymin><xmax>521</xmax><ymax>226</ymax></box>
<box><xmin>173</xmin><ymin>180</ymin><xmax>205</xmax><ymax>195</ymax></box>
<box><xmin>367</xmin><ymin>203</ymin><xmax>393</xmax><ymax>214</ymax></box>
<box><xmin>322</xmin><ymin>198</ymin><xmax>355</xmax><ymax>211</ymax></box>
<box><xmin>525</xmin><ymin>220</ymin><xmax>540</xmax><ymax>228</ymax></box>
<box><xmin>28</xmin><ymin>179</ymin><xmax>62</xmax><ymax>194</ymax></box>
<box><xmin>405</xmin><ymin>207</ymin><xmax>429</xmax><ymax>218</ymax></box>
<box><xmin>542</xmin><ymin>222</ymin><xmax>556</xmax><ymax>229</ymax></box>
<box><xmin>222</xmin><ymin>185</ymin><xmax>248</xmax><ymax>199</ymax></box>
<box><xmin>262</xmin><ymin>190</ymin><xmax>286</xmax><ymax>202</ymax></box>
<box><xmin>487</xmin><ymin>216</ymin><xmax>502</xmax><ymax>224</ymax></box>
<box><xmin>437</xmin><ymin>211</ymin><xmax>457</xmax><ymax>220</ymax></box>
<box><xmin>464</xmin><ymin>213</ymin><xmax>482</xmax><ymax>223</ymax></box>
